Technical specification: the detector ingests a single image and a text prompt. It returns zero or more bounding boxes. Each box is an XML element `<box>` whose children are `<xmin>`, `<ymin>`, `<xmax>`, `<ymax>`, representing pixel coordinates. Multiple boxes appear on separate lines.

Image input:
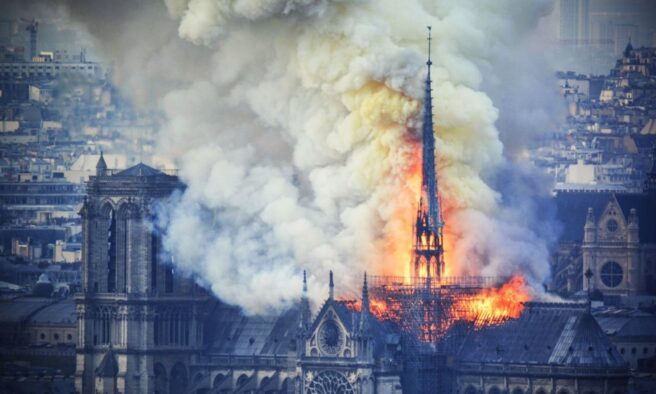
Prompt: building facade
<box><xmin>552</xmin><ymin>150</ymin><xmax>656</xmax><ymax>298</ymax></box>
<box><xmin>74</xmin><ymin>157</ymin><xmax>210</xmax><ymax>394</ymax></box>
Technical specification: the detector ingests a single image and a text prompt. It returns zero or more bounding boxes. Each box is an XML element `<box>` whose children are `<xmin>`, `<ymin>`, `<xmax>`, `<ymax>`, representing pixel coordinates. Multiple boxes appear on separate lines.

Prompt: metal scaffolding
<box><xmin>367</xmin><ymin>275</ymin><xmax>512</xmax><ymax>393</ymax></box>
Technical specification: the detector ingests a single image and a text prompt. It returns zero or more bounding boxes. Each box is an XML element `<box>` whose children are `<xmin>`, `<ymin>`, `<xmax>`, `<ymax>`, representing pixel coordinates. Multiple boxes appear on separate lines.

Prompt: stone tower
<box><xmin>75</xmin><ymin>160</ymin><xmax>209</xmax><ymax>394</ymax></box>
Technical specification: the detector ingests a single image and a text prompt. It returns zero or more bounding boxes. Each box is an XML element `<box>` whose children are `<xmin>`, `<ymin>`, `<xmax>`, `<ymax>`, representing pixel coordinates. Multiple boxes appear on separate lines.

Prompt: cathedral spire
<box><xmin>359</xmin><ymin>272</ymin><xmax>370</xmax><ymax>332</ymax></box>
<box><xmin>412</xmin><ymin>26</ymin><xmax>445</xmax><ymax>280</ymax></box>
<box><xmin>299</xmin><ymin>271</ymin><xmax>310</xmax><ymax>331</ymax></box>
<box><xmin>329</xmin><ymin>270</ymin><xmax>334</xmax><ymax>300</ymax></box>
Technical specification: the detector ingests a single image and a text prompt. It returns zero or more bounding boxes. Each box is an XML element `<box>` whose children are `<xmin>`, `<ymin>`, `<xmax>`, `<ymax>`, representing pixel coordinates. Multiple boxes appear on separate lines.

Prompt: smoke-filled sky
<box><xmin>7</xmin><ymin>0</ymin><xmax>566</xmax><ymax>314</ymax></box>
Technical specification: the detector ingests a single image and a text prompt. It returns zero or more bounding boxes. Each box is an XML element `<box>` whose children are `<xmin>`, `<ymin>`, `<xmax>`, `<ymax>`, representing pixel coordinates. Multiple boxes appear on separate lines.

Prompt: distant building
<box><xmin>0</xmin><ymin>61</ymin><xmax>103</xmax><ymax>80</ymax></box>
<box><xmin>595</xmin><ymin>307</ymin><xmax>656</xmax><ymax>370</ymax></box>
<box><xmin>552</xmin><ymin>155</ymin><xmax>656</xmax><ymax>298</ymax></box>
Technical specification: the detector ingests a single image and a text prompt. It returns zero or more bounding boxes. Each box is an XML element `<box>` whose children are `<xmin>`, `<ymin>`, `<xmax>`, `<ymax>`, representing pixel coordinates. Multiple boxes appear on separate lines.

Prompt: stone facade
<box><xmin>552</xmin><ymin>191</ymin><xmax>656</xmax><ymax>298</ymax></box>
<box><xmin>75</xmin><ymin>159</ymin><xmax>209</xmax><ymax>394</ymax></box>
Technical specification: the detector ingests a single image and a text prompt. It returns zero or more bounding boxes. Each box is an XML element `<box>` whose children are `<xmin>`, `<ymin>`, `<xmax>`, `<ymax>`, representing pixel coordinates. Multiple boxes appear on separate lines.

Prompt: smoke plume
<box><xmin>5</xmin><ymin>0</ymin><xmax>561</xmax><ymax>313</ymax></box>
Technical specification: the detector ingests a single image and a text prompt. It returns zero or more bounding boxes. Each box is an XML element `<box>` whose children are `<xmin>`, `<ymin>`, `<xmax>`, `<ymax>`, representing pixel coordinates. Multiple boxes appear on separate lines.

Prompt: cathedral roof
<box><xmin>205</xmin><ymin>302</ymin><xmax>300</xmax><ymax>356</ymax></box>
<box><xmin>456</xmin><ymin>302</ymin><xmax>627</xmax><ymax>369</ymax></box>
<box><xmin>554</xmin><ymin>191</ymin><xmax>656</xmax><ymax>243</ymax></box>
<box><xmin>113</xmin><ymin>162</ymin><xmax>166</xmax><ymax>177</ymax></box>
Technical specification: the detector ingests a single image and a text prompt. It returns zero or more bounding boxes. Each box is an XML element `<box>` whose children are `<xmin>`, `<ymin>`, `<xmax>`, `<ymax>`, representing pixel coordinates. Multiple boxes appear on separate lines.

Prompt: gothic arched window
<box><xmin>305</xmin><ymin>371</ymin><xmax>354</xmax><ymax>394</ymax></box>
<box><xmin>601</xmin><ymin>262</ymin><xmax>623</xmax><ymax>288</ymax></box>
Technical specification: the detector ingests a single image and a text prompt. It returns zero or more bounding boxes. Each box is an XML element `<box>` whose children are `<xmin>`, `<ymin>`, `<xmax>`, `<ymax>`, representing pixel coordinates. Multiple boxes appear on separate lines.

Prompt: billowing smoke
<box><xmin>6</xmin><ymin>0</ymin><xmax>561</xmax><ymax>313</ymax></box>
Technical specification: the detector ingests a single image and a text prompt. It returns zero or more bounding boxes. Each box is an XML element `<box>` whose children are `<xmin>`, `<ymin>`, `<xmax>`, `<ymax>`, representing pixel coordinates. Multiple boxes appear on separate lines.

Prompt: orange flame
<box><xmin>453</xmin><ymin>275</ymin><xmax>530</xmax><ymax>328</ymax></box>
<box><xmin>342</xmin><ymin>276</ymin><xmax>531</xmax><ymax>341</ymax></box>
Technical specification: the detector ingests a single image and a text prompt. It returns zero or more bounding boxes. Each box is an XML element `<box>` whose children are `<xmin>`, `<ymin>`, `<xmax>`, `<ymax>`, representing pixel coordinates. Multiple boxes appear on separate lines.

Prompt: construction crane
<box><xmin>20</xmin><ymin>18</ymin><xmax>39</xmax><ymax>61</ymax></box>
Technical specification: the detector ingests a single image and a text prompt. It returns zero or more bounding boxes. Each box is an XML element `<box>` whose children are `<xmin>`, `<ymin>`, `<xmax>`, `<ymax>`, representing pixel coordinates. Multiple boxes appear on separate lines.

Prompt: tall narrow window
<box><xmin>151</xmin><ymin>232</ymin><xmax>158</xmax><ymax>292</ymax></box>
<box><xmin>107</xmin><ymin>210</ymin><xmax>116</xmax><ymax>292</ymax></box>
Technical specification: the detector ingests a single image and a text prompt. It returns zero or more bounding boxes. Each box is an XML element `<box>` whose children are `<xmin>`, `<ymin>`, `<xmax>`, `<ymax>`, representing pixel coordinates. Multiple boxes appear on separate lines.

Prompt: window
<box><xmin>54</xmin><ymin>333</ymin><xmax>59</xmax><ymax>340</ymax></box>
<box><xmin>40</xmin><ymin>333</ymin><xmax>45</xmax><ymax>340</ymax></box>
<box><xmin>67</xmin><ymin>334</ymin><xmax>73</xmax><ymax>341</ymax></box>
<box><xmin>107</xmin><ymin>209</ymin><xmax>117</xmax><ymax>292</ymax></box>
<box><xmin>632</xmin><ymin>348</ymin><xmax>636</xmax><ymax>355</ymax></box>
<box><xmin>151</xmin><ymin>232</ymin><xmax>158</xmax><ymax>292</ymax></box>
<box><xmin>601</xmin><ymin>262</ymin><xmax>623</xmax><ymax>288</ymax></box>
<box><xmin>606</xmin><ymin>219</ymin><xmax>618</xmax><ymax>233</ymax></box>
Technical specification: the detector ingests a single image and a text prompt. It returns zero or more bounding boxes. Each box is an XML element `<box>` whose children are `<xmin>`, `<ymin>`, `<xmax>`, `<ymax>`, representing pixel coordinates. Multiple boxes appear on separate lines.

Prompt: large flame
<box><xmin>344</xmin><ymin>276</ymin><xmax>531</xmax><ymax>340</ymax></box>
<box><xmin>452</xmin><ymin>275</ymin><xmax>530</xmax><ymax>328</ymax></box>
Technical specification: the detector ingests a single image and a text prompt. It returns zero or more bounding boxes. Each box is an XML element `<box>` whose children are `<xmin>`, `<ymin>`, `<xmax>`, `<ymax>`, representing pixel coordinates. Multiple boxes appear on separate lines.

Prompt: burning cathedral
<box><xmin>75</xmin><ymin>30</ymin><xmax>630</xmax><ymax>394</ymax></box>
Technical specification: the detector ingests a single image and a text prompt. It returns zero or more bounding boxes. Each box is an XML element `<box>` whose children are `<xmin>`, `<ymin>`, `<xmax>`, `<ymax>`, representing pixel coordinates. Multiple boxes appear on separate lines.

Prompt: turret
<box><xmin>297</xmin><ymin>271</ymin><xmax>310</xmax><ymax>357</ymax></box>
<box><xmin>623</xmin><ymin>37</ymin><xmax>633</xmax><ymax>59</ymax></box>
<box><xmin>359</xmin><ymin>272</ymin><xmax>370</xmax><ymax>332</ymax></box>
<box><xmin>357</xmin><ymin>273</ymin><xmax>373</xmax><ymax>363</ymax></box>
<box><xmin>584</xmin><ymin>207</ymin><xmax>596</xmax><ymax>243</ymax></box>
<box><xmin>627</xmin><ymin>208</ymin><xmax>639</xmax><ymax>244</ymax></box>
<box><xmin>299</xmin><ymin>271</ymin><xmax>310</xmax><ymax>330</ymax></box>
<box><xmin>96</xmin><ymin>151</ymin><xmax>107</xmax><ymax>176</ymax></box>
<box><xmin>328</xmin><ymin>270</ymin><xmax>334</xmax><ymax>300</ymax></box>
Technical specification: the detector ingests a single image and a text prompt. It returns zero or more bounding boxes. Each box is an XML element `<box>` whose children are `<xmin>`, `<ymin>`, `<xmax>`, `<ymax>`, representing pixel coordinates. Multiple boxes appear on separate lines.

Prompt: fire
<box><xmin>453</xmin><ymin>275</ymin><xmax>530</xmax><ymax>328</ymax></box>
<box><xmin>345</xmin><ymin>276</ymin><xmax>531</xmax><ymax>343</ymax></box>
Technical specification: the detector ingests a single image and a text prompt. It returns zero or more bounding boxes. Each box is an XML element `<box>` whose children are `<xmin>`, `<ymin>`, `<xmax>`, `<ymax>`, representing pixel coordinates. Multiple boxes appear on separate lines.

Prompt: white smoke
<box><xmin>152</xmin><ymin>0</ymin><xmax>560</xmax><ymax>313</ymax></box>
<box><xmin>6</xmin><ymin>0</ymin><xmax>561</xmax><ymax>313</ymax></box>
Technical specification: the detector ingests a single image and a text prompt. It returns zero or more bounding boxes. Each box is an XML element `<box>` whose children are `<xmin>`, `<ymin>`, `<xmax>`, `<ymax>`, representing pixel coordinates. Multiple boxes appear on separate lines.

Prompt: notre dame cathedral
<box><xmin>75</xmin><ymin>36</ymin><xmax>630</xmax><ymax>392</ymax></box>
<box><xmin>75</xmin><ymin>155</ymin><xmax>406</xmax><ymax>394</ymax></box>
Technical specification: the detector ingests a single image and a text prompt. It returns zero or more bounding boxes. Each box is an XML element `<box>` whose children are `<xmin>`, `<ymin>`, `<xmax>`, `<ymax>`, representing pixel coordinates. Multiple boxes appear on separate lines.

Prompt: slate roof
<box><xmin>113</xmin><ymin>163</ymin><xmax>167</xmax><ymax>177</ymax></box>
<box><xmin>554</xmin><ymin>191</ymin><xmax>656</xmax><ymax>242</ymax></box>
<box><xmin>30</xmin><ymin>298</ymin><xmax>76</xmax><ymax>324</ymax></box>
<box><xmin>205</xmin><ymin>299</ymin><xmax>401</xmax><ymax>359</ymax></box>
<box><xmin>457</xmin><ymin>302</ymin><xmax>627</xmax><ymax>368</ymax></box>
<box><xmin>205</xmin><ymin>303</ymin><xmax>299</xmax><ymax>356</ymax></box>
<box><xmin>0</xmin><ymin>297</ymin><xmax>55</xmax><ymax>323</ymax></box>
<box><xmin>595</xmin><ymin>309</ymin><xmax>656</xmax><ymax>340</ymax></box>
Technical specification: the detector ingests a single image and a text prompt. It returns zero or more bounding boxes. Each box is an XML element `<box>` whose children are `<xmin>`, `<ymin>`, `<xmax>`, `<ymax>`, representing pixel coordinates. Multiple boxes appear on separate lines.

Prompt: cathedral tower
<box><xmin>412</xmin><ymin>27</ymin><xmax>445</xmax><ymax>280</ymax></box>
<box><xmin>75</xmin><ymin>161</ymin><xmax>209</xmax><ymax>394</ymax></box>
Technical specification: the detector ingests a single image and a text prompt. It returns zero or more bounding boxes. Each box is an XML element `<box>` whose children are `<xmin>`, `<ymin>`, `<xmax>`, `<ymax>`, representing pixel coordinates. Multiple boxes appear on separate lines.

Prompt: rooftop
<box><xmin>457</xmin><ymin>302</ymin><xmax>627</xmax><ymax>369</ymax></box>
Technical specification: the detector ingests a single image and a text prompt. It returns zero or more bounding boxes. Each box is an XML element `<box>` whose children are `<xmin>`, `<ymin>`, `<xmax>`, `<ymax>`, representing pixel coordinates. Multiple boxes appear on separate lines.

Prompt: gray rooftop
<box><xmin>457</xmin><ymin>302</ymin><xmax>627</xmax><ymax>368</ymax></box>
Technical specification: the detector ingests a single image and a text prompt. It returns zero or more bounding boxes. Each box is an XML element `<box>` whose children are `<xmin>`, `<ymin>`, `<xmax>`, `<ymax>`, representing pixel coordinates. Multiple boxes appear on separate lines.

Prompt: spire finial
<box><xmin>329</xmin><ymin>270</ymin><xmax>334</xmax><ymax>300</ymax></box>
<box><xmin>427</xmin><ymin>26</ymin><xmax>432</xmax><ymax>67</ymax></box>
